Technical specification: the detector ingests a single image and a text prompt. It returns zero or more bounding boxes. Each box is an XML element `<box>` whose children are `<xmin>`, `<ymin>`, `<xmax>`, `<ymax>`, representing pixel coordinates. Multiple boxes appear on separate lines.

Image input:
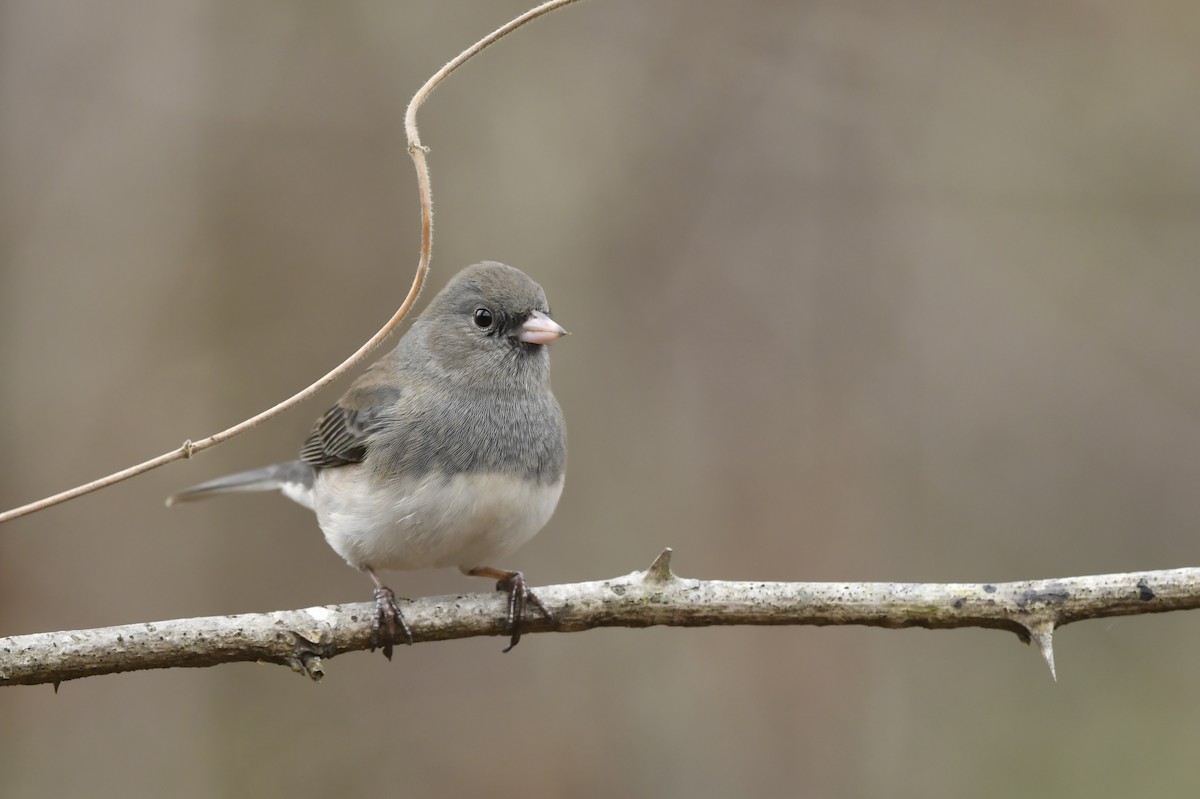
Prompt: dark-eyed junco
<box><xmin>168</xmin><ymin>261</ymin><xmax>567</xmax><ymax>656</ymax></box>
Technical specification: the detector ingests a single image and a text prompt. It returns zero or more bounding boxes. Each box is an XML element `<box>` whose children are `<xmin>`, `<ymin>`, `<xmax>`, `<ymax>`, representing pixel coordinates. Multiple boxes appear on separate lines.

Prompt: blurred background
<box><xmin>3</xmin><ymin>1</ymin><xmax>1200</xmax><ymax>796</ymax></box>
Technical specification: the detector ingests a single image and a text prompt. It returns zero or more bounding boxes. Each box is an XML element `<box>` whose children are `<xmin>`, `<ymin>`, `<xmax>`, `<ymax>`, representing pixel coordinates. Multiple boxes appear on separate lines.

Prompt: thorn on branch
<box><xmin>644</xmin><ymin>548</ymin><xmax>675</xmax><ymax>584</ymax></box>
<box><xmin>300</xmin><ymin>652</ymin><xmax>324</xmax><ymax>682</ymax></box>
<box><xmin>1027</xmin><ymin>620</ymin><xmax>1057</xmax><ymax>681</ymax></box>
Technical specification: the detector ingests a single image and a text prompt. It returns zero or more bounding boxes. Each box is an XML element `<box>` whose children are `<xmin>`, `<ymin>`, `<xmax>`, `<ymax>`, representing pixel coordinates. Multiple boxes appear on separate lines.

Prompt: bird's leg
<box><xmin>465</xmin><ymin>566</ymin><xmax>553</xmax><ymax>652</ymax></box>
<box><xmin>366</xmin><ymin>567</ymin><xmax>413</xmax><ymax>660</ymax></box>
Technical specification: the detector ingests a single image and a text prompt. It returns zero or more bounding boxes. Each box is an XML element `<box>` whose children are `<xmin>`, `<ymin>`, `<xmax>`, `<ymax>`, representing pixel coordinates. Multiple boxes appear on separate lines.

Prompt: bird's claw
<box><xmin>496</xmin><ymin>571</ymin><xmax>553</xmax><ymax>653</ymax></box>
<box><xmin>371</xmin><ymin>585</ymin><xmax>413</xmax><ymax>660</ymax></box>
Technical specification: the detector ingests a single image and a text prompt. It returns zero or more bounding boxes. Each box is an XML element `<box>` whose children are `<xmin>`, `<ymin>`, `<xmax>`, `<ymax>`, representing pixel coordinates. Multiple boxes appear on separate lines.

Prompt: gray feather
<box><xmin>166</xmin><ymin>460</ymin><xmax>315</xmax><ymax>508</ymax></box>
<box><xmin>299</xmin><ymin>383</ymin><xmax>402</xmax><ymax>470</ymax></box>
<box><xmin>358</xmin><ymin>262</ymin><xmax>567</xmax><ymax>485</ymax></box>
<box><xmin>298</xmin><ymin>260</ymin><xmax>566</xmax><ymax>485</ymax></box>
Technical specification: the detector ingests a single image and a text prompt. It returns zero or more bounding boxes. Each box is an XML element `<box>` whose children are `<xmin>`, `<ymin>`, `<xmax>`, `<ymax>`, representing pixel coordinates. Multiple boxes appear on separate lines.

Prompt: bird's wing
<box><xmin>299</xmin><ymin>380</ymin><xmax>402</xmax><ymax>470</ymax></box>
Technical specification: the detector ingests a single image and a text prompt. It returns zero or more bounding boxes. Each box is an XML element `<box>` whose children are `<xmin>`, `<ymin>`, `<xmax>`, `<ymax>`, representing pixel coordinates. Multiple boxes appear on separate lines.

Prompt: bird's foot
<box><xmin>495</xmin><ymin>571</ymin><xmax>553</xmax><ymax>653</ymax></box>
<box><xmin>465</xmin><ymin>566</ymin><xmax>554</xmax><ymax>652</ymax></box>
<box><xmin>371</xmin><ymin>584</ymin><xmax>413</xmax><ymax>660</ymax></box>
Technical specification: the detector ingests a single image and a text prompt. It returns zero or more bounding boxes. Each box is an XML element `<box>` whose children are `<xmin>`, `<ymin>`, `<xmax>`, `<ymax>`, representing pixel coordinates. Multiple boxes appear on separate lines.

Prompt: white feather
<box><xmin>313</xmin><ymin>467</ymin><xmax>563</xmax><ymax>572</ymax></box>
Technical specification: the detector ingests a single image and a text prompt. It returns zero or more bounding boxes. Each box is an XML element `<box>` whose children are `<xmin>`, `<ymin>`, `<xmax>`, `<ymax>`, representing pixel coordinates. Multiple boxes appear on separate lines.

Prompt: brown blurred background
<box><xmin>3</xmin><ymin>1</ymin><xmax>1200</xmax><ymax>796</ymax></box>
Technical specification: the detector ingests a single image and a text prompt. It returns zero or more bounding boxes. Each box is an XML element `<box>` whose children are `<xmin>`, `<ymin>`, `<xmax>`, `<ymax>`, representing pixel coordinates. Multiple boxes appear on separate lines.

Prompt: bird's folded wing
<box><xmin>300</xmin><ymin>382</ymin><xmax>402</xmax><ymax>469</ymax></box>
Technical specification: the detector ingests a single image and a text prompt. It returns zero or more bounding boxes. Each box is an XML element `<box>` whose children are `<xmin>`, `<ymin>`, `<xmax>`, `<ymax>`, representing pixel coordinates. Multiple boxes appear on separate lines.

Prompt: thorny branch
<box><xmin>4</xmin><ymin>549</ymin><xmax>1200</xmax><ymax>688</ymax></box>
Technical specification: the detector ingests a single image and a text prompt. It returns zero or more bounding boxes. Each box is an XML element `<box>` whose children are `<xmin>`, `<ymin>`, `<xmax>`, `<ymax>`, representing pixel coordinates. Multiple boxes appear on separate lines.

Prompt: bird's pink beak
<box><xmin>517</xmin><ymin>310</ymin><xmax>567</xmax><ymax>345</ymax></box>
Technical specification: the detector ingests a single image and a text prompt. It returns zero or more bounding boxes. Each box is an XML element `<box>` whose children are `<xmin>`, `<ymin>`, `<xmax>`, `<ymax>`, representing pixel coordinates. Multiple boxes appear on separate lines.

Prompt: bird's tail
<box><xmin>166</xmin><ymin>460</ymin><xmax>315</xmax><ymax>510</ymax></box>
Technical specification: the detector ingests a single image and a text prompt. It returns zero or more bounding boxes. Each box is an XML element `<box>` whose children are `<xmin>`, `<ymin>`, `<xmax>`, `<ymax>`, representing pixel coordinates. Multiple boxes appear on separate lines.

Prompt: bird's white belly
<box><xmin>313</xmin><ymin>468</ymin><xmax>563</xmax><ymax>573</ymax></box>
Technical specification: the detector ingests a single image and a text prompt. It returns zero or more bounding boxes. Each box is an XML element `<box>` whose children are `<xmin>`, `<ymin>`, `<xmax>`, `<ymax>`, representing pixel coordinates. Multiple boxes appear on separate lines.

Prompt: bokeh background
<box><xmin>3</xmin><ymin>1</ymin><xmax>1200</xmax><ymax>796</ymax></box>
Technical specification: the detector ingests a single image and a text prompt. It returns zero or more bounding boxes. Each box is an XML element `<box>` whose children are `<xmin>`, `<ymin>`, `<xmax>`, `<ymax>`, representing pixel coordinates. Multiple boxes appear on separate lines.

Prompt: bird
<box><xmin>167</xmin><ymin>261</ymin><xmax>567</xmax><ymax>657</ymax></box>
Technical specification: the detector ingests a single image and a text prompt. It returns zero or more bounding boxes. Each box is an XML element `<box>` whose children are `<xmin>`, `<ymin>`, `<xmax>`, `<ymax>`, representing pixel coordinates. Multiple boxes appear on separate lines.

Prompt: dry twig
<box><xmin>0</xmin><ymin>0</ymin><xmax>584</xmax><ymax>525</ymax></box>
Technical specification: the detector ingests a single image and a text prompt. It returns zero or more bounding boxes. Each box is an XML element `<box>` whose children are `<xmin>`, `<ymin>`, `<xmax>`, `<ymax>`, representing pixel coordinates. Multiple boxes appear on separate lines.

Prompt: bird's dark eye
<box><xmin>473</xmin><ymin>308</ymin><xmax>494</xmax><ymax>329</ymax></box>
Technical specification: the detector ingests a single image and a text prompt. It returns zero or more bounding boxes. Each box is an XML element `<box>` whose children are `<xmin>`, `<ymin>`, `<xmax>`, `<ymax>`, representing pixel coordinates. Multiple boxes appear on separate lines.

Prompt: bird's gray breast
<box><xmin>367</xmin><ymin>387</ymin><xmax>565</xmax><ymax>485</ymax></box>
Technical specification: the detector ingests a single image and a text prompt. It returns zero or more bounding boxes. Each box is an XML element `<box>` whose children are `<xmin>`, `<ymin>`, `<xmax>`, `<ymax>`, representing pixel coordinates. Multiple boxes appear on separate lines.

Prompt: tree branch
<box><xmin>4</xmin><ymin>550</ymin><xmax>1199</xmax><ymax>688</ymax></box>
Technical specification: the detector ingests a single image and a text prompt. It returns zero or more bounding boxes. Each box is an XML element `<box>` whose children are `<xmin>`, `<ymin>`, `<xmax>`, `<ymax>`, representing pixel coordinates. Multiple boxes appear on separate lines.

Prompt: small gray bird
<box><xmin>168</xmin><ymin>261</ymin><xmax>567</xmax><ymax>656</ymax></box>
